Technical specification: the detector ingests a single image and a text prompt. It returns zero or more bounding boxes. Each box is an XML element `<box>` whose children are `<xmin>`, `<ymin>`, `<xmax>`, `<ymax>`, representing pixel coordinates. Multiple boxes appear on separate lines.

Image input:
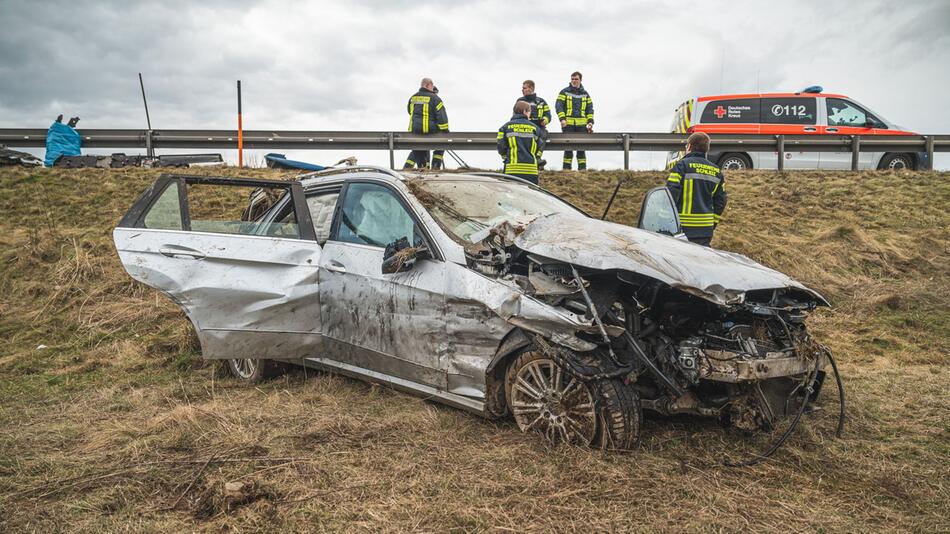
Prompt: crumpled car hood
<box><xmin>513</xmin><ymin>213</ymin><xmax>828</xmax><ymax>306</ymax></box>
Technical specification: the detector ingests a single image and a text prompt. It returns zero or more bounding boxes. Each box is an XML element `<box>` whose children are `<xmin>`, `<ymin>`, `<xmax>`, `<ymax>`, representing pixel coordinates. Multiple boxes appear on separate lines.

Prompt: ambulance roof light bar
<box><xmin>800</xmin><ymin>85</ymin><xmax>824</xmax><ymax>94</ymax></box>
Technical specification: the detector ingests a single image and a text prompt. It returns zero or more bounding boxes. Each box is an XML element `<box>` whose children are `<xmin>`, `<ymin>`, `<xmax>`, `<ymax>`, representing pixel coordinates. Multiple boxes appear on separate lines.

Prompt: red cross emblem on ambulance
<box><xmin>714</xmin><ymin>105</ymin><xmax>726</xmax><ymax>119</ymax></box>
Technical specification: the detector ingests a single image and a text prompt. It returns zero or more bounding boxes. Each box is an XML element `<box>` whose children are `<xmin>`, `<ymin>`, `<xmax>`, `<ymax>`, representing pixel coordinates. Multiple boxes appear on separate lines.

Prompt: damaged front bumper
<box><xmin>702</xmin><ymin>350</ymin><xmax>827</xmax><ymax>382</ymax></box>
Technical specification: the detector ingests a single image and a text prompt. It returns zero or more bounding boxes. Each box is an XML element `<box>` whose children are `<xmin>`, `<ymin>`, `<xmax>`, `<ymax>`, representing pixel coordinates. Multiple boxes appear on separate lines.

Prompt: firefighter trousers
<box><xmin>404</xmin><ymin>150</ymin><xmax>430</xmax><ymax>169</ymax></box>
<box><xmin>562</xmin><ymin>124</ymin><xmax>587</xmax><ymax>170</ymax></box>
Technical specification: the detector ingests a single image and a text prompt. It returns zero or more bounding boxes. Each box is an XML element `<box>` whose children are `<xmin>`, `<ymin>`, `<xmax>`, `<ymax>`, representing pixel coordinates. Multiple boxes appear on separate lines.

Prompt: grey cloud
<box><xmin>0</xmin><ymin>0</ymin><xmax>947</xmax><ymax>169</ymax></box>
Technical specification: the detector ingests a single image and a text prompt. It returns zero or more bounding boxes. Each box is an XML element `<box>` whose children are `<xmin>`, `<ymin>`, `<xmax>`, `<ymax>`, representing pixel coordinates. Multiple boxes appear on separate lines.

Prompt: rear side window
<box><xmin>121</xmin><ymin>175</ymin><xmax>316</xmax><ymax>241</ymax></box>
<box><xmin>762</xmin><ymin>98</ymin><xmax>816</xmax><ymax>124</ymax></box>
<box><xmin>188</xmin><ymin>183</ymin><xmax>299</xmax><ymax>238</ymax></box>
<box><xmin>143</xmin><ymin>181</ymin><xmax>182</xmax><ymax>230</ymax></box>
<box><xmin>699</xmin><ymin>98</ymin><xmax>759</xmax><ymax>123</ymax></box>
<box><xmin>306</xmin><ymin>191</ymin><xmax>339</xmax><ymax>244</ymax></box>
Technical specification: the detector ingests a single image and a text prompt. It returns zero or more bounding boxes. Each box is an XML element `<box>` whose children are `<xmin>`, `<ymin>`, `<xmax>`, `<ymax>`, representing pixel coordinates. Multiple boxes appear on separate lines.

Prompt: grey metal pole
<box><xmin>138</xmin><ymin>73</ymin><xmax>152</xmax><ymax>130</ymax></box>
<box><xmin>138</xmin><ymin>73</ymin><xmax>154</xmax><ymax>157</ymax></box>
<box><xmin>851</xmin><ymin>136</ymin><xmax>860</xmax><ymax>171</ymax></box>
<box><xmin>777</xmin><ymin>135</ymin><xmax>785</xmax><ymax>171</ymax></box>
<box><xmin>623</xmin><ymin>134</ymin><xmax>630</xmax><ymax>170</ymax></box>
<box><xmin>926</xmin><ymin>135</ymin><xmax>935</xmax><ymax>170</ymax></box>
<box><xmin>388</xmin><ymin>132</ymin><xmax>395</xmax><ymax>169</ymax></box>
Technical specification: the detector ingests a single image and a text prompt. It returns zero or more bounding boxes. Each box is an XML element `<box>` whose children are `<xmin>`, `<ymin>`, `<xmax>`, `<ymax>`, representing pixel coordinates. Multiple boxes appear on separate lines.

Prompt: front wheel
<box><xmin>505</xmin><ymin>349</ymin><xmax>642</xmax><ymax>449</ymax></box>
<box><xmin>225</xmin><ymin>358</ymin><xmax>281</xmax><ymax>383</ymax></box>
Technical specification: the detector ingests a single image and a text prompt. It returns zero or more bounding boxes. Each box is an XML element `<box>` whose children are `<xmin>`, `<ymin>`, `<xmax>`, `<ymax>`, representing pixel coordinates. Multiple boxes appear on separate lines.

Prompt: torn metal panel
<box><xmin>514</xmin><ymin>213</ymin><xmax>828</xmax><ymax>306</ymax></box>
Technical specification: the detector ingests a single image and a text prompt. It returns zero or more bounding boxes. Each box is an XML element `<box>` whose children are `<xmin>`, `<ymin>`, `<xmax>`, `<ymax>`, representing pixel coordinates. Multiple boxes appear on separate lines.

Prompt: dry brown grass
<box><xmin>1</xmin><ymin>166</ymin><xmax>948</xmax><ymax>532</ymax></box>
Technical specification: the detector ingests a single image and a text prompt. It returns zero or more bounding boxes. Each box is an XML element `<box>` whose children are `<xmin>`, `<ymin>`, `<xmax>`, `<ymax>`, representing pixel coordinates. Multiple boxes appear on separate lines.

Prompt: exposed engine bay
<box><xmin>480</xmin><ymin>244</ymin><xmax>827</xmax><ymax>430</ymax></box>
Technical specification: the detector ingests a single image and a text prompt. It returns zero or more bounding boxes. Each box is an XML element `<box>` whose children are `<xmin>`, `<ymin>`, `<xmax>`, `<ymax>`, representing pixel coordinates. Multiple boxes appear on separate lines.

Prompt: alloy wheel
<box><xmin>510</xmin><ymin>357</ymin><xmax>597</xmax><ymax>445</ymax></box>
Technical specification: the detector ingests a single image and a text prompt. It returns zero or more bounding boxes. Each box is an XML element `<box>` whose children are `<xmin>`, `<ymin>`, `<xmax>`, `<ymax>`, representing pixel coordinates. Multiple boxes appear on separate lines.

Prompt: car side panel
<box><xmin>318</xmin><ymin>241</ymin><xmax>448</xmax><ymax>388</ymax></box>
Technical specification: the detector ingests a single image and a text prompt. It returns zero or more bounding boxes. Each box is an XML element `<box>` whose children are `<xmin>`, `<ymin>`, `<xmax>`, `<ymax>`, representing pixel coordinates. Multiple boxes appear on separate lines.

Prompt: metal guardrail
<box><xmin>1</xmin><ymin>128</ymin><xmax>946</xmax><ymax>170</ymax></box>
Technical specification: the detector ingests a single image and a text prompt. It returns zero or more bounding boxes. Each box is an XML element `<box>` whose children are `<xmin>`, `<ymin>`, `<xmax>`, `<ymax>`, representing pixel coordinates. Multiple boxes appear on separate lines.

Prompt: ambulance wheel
<box><xmin>879</xmin><ymin>153</ymin><xmax>914</xmax><ymax>171</ymax></box>
<box><xmin>718</xmin><ymin>153</ymin><xmax>752</xmax><ymax>170</ymax></box>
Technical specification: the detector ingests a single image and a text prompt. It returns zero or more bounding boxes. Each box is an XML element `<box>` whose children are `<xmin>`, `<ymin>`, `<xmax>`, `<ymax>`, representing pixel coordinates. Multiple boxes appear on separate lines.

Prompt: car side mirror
<box><xmin>382</xmin><ymin>236</ymin><xmax>429</xmax><ymax>274</ymax></box>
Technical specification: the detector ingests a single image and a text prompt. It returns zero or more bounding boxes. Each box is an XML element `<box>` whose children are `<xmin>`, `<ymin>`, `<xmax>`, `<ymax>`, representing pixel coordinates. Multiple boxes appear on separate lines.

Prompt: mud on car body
<box><xmin>114</xmin><ymin>167</ymin><xmax>843</xmax><ymax>454</ymax></box>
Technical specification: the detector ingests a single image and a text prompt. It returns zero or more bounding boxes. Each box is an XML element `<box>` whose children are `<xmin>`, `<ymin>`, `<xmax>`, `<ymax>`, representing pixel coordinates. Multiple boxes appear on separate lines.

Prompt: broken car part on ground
<box><xmin>113</xmin><ymin>167</ymin><xmax>844</xmax><ymax>459</ymax></box>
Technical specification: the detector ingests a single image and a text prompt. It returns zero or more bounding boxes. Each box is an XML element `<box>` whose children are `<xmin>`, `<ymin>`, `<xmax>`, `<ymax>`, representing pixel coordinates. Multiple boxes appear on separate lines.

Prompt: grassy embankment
<box><xmin>0</xmin><ymin>166</ymin><xmax>947</xmax><ymax>531</ymax></box>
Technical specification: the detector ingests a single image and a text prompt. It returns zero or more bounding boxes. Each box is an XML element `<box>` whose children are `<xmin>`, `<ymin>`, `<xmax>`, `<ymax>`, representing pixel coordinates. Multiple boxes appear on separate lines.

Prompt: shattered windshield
<box><xmin>409</xmin><ymin>178</ymin><xmax>586</xmax><ymax>243</ymax></box>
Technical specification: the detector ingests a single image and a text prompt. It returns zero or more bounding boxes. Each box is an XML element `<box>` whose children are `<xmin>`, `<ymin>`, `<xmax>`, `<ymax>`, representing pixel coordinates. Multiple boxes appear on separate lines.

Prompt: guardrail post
<box><xmin>851</xmin><ymin>135</ymin><xmax>860</xmax><ymax>171</ymax></box>
<box><xmin>776</xmin><ymin>135</ymin><xmax>785</xmax><ymax>171</ymax></box>
<box><xmin>388</xmin><ymin>132</ymin><xmax>395</xmax><ymax>170</ymax></box>
<box><xmin>926</xmin><ymin>135</ymin><xmax>935</xmax><ymax>171</ymax></box>
<box><xmin>145</xmin><ymin>129</ymin><xmax>154</xmax><ymax>157</ymax></box>
<box><xmin>622</xmin><ymin>134</ymin><xmax>630</xmax><ymax>170</ymax></box>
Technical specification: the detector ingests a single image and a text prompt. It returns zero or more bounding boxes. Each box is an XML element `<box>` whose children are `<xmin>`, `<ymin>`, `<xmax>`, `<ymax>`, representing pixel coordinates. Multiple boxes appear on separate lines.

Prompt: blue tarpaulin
<box><xmin>44</xmin><ymin>122</ymin><xmax>82</xmax><ymax>167</ymax></box>
<box><xmin>264</xmin><ymin>152</ymin><xmax>327</xmax><ymax>171</ymax></box>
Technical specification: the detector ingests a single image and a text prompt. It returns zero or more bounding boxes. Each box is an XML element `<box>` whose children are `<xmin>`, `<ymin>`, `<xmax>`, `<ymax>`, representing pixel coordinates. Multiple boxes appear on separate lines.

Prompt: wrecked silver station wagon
<box><xmin>114</xmin><ymin>167</ymin><xmax>843</xmax><ymax>452</ymax></box>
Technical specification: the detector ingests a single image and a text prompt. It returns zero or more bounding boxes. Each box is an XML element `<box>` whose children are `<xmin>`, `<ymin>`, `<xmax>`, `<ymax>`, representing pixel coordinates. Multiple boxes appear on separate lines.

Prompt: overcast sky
<box><xmin>2</xmin><ymin>0</ymin><xmax>948</xmax><ymax>169</ymax></box>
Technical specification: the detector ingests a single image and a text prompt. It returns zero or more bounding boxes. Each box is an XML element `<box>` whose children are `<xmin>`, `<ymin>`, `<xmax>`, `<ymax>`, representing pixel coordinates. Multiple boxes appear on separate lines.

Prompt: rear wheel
<box><xmin>225</xmin><ymin>358</ymin><xmax>281</xmax><ymax>383</ymax></box>
<box><xmin>718</xmin><ymin>153</ymin><xmax>752</xmax><ymax>170</ymax></box>
<box><xmin>879</xmin><ymin>153</ymin><xmax>914</xmax><ymax>170</ymax></box>
<box><xmin>505</xmin><ymin>349</ymin><xmax>641</xmax><ymax>449</ymax></box>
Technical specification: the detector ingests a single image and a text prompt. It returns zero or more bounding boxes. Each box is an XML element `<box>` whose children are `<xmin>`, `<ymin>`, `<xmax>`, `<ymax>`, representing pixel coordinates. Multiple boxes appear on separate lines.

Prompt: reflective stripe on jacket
<box><xmin>517</xmin><ymin>94</ymin><xmax>552</xmax><ymax>129</ymax></box>
<box><xmin>666</xmin><ymin>151</ymin><xmax>727</xmax><ymax>237</ymax></box>
<box><xmin>407</xmin><ymin>88</ymin><xmax>449</xmax><ymax>134</ymax></box>
<box><xmin>497</xmin><ymin>115</ymin><xmax>545</xmax><ymax>175</ymax></box>
<box><xmin>555</xmin><ymin>84</ymin><xmax>594</xmax><ymax>126</ymax></box>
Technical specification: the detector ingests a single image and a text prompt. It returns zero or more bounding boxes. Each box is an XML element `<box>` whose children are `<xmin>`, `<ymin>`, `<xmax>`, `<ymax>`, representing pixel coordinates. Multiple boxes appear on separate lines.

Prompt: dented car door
<box><xmin>113</xmin><ymin>175</ymin><xmax>323</xmax><ymax>360</ymax></box>
<box><xmin>316</xmin><ymin>180</ymin><xmax>448</xmax><ymax>388</ymax></box>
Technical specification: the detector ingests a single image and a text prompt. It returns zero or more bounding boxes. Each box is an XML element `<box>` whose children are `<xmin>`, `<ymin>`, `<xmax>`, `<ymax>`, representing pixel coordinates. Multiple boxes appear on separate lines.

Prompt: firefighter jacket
<box><xmin>517</xmin><ymin>93</ymin><xmax>552</xmax><ymax>129</ymax></box>
<box><xmin>497</xmin><ymin>114</ymin><xmax>545</xmax><ymax>175</ymax></box>
<box><xmin>555</xmin><ymin>84</ymin><xmax>594</xmax><ymax>127</ymax></box>
<box><xmin>406</xmin><ymin>88</ymin><xmax>449</xmax><ymax>134</ymax></box>
<box><xmin>666</xmin><ymin>151</ymin><xmax>728</xmax><ymax>237</ymax></box>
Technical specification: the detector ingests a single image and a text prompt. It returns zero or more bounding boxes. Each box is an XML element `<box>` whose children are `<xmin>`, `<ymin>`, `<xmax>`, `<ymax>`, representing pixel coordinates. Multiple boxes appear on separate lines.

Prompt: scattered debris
<box><xmin>0</xmin><ymin>145</ymin><xmax>43</xmax><ymax>167</ymax></box>
<box><xmin>53</xmin><ymin>153</ymin><xmax>223</xmax><ymax>169</ymax></box>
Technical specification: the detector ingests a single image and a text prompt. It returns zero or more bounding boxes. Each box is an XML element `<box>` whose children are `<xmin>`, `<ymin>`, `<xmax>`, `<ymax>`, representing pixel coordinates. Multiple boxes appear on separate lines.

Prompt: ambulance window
<box><xmin>699</xmin><ymin>99</ymin><xmax>759</xmax><ymax>123</ymax></box>
<box><xmin>762</xmin><ymin>98</ymin><xmax>816</xmax><ymax>124</ymax></box>
<box><xmin>826</xmin><ymin>98</ymin><xmax>877</xmax><ymax>127</ymax></box>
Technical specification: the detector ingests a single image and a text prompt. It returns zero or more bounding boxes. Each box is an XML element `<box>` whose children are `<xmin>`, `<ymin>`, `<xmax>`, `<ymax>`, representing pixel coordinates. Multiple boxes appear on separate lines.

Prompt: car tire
<box><xmin>505</xmin><ymin>348</ymin><xmax>641</xmax><ymax>450</ymax></box>
<box><xmin>225</xmin><ymin>358</ymin><xmax>281</xmax><ymax>383</ymax></box>
<box><xmin>718</xmin><ymin>153</ymin><xmax>752</xmax><ymax>171</ymax></box>
<box><xmin>879</xmin><ymin>153</ymin><xmax>914</xmax><ymax>171</ymax></box>
<box><xmin>593</xmin><ymin>378</ymin><xmax>643</xmax><ymax>450</ymax></box>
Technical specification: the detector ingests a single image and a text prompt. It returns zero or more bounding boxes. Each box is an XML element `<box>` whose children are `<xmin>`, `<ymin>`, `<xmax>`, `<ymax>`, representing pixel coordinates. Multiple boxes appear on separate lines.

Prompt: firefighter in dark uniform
<box><xmin>404</xmin><ymin>77</ymin><xmax>449</xmax><ymax>169</ymax></box>
<box><xmin>497</xmin><ymin>101</ymin><xmax>545</xmax><ymax>185</ymax></box>
<box><xmin>556</xmin><ymin>71</ymin><xmax>594</xmax><ymax>170</ymax></box>
<box><xmin>516</xmin><ymin>79</ymin><xmax>551</xmax><ymax>168</ymax></box>
<box><xmin>665</xmin><ymin>132</ymin><xmax>728</xmax><ymax>246</ymax></box>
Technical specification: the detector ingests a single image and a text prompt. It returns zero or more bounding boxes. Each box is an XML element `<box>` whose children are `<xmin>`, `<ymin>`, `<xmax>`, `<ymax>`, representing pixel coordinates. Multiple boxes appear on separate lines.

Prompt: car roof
<box><xmin>697</xmin><ymin>92</ymin><xmax>848</xmax><ymax>102</ymax></box>
<box><xmin>298</xmin><ymin>166</ymin><xmax>532</xmax><ymax>187</ymax></box>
